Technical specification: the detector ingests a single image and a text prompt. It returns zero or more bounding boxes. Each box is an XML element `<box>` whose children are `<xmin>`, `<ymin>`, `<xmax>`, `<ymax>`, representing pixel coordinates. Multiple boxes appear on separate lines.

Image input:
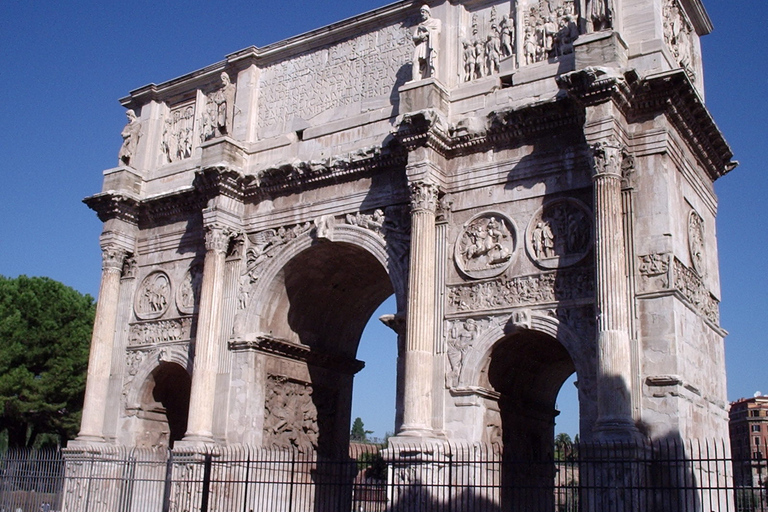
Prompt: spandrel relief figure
<box><xmin>445</xmin><ymin>318</ymin><xmax>478</xmax><ymax>388</ymax></box>
<box><xmin>118</xmin><ymin>109</ymin><xmax>141</xmax><ymax>166</ymax></box>
<box><xmin>412</xmin><ymin>5</ymin><xmax>441</xmax><ymax>81</ymax></box>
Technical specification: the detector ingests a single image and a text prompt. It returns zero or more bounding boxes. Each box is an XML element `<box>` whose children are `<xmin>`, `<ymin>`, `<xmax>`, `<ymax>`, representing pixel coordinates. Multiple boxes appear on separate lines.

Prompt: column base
<box><xmin>70</xmin><ymin>435</ymin><xmax>106</xmax><ymax>447</ymax></box>
<box><xmin>594</xmin><ymin>417</ymin><xmax>643</xmax><ymax>443</ymax></box>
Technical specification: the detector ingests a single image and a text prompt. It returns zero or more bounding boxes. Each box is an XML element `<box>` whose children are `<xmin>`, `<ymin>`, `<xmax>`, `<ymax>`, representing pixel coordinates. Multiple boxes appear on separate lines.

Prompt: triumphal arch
<box><xmin>73</xmin><ymin>0</ymin><xmax>734</xmax><ymax>507</ymax></box>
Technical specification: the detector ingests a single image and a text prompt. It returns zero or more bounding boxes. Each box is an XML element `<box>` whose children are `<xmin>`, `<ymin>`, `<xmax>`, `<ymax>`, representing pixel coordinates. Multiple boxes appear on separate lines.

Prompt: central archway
<box><xmin>254</xmin><ymin>235</ymin><xmax>401</xmax><ymax>458</ymax></box>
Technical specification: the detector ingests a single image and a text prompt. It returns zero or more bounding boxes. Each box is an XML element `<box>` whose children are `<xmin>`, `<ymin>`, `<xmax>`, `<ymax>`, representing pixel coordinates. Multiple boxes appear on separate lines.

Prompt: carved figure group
<box><xmin>412</xmin><ymin>5</ymin><xmax>441</xmax><ymax>81</ymax></box>
<box><xmin>118</xmin><ymin>109</ymin><xmax>141</xmax><ymax>166</ymax></box>
<box><xmin>136</xmin><ymin>272</ymin><xmax>171</xmax><ymax>318</ymax></box>
<box><xmin>530</xmin><ymin>202</ymin><xmax>590</xmax><ymax>263</ymax></box>
<box><xmin>162</xmin><ymin>107</ymin><xmax>194</xmax><ymax>163</ymax></box>
<box><xmin>458</xmin><ymin>215</ymin><xmax>513</xmax><ymax>276</ymax></box>
<box><xmin>263</xmin><ymin>378</ymin><xmax>320</xmax><ymax>452</ymax></box>
<box><xmin>463</xmin><ymin>8</ymin><xmax>515</xmax><ymax>82</ymax></box>
<box><xmin>523</xmin><ymin>2</ymin><xmax>580</xmax><ymax>64</ymax></box>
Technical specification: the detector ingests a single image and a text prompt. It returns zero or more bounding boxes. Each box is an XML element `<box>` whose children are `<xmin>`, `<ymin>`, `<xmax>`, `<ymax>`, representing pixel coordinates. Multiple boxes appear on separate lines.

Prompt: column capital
<box><xmin>100</xmin><ymin>245</ymin><xmax>128</xmax><ymax>273</ymax></box>
<box><xmin>591</xmin><ymin>137</ymin><xmax>630</xmax><ymax>179</ymax></box>
<box><xmin>409</xmin><ymin>180</ymin><xmax>440</xmax><ymax>214</ymax></box>
<box><xmin>204</xmin><ymin>224</ymin><xmax>238</xmax><ymax>254</ymax></box>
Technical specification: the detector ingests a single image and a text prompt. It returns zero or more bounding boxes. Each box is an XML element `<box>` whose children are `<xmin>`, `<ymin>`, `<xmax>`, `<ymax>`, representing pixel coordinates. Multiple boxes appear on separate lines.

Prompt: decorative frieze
<box><xmin>455</xmin><ymin>212</ymin><xmax>516</xmax><ymax>279</ymax></box>
<box><xmin>447</xmin><ymin>267</ymin><xmax>593</xmax><ymax>313</ymax></box>
<box><xmin>526</xmin><ymin>199</ymin><xmax>592</xmax><ymax>269</ymax></box>
<box><xmin>128</xmin><ymin>317</ymin><xmax>193</xmax><ymax>346</ymax></box>
<box><xmin>134</xmin><ymin>271</ymin><xmax>171</xmax><ymax>320</ymax></box>
<box><xmin>637</xmin><ymin>253</ymin><xmax>719</xmax><ymax>325</ymax></box>
<box><xmin>672</xmin><ymin>257</ymin><xmax>719</xmax><ymax>324</ymax></box>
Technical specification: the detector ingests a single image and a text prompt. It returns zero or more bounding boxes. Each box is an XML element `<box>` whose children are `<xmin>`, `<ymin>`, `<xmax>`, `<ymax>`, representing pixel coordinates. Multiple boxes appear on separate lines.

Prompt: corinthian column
<box><xmin>77</xmin><ymin>245</ymin><xmax>127</xmax><ymax>443</ymax></box>
<box><xmin>183</xmin><ymin>225</ymin><xmax>233</xmax><ymax>443</ymax></box>
<box><xmin>591</xmin><ymin>139</ymin><xmax>639</xmax><ymax>440</ymax></box>
<box><xmin>399</xmin><ymin>180</ymin><xmax>439</xmax><ymax>437</ymax></box>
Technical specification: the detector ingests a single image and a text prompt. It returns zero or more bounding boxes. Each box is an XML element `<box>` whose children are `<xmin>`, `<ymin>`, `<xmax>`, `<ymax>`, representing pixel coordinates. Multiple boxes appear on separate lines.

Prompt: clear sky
<box><xmin>1</xmin><ymin>1</ymin><xmax>765</xmax><ymax>441</ymax></box>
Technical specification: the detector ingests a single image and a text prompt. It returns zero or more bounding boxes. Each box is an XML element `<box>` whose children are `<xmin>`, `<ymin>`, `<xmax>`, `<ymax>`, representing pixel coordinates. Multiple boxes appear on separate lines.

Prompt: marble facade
<box><xmin>76</xmin><ymin>0</ymin><xmax>733</xmax><ymax>470</ymax></box>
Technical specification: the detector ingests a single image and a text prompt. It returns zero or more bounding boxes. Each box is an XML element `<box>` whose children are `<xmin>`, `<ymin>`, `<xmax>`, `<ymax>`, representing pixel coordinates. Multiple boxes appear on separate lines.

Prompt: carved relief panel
<box><xmin>454</xmin><ymin>212</ymin><xmax>517</xmax><ymax>279</ymax></box>
<box><xmin>162</xmin><ymin>102</ymin><xmax>196</xmax><ymax>164</ymax></box>
<box><xmin>525</xmin><ymin>198</ymin><xmax>592</xmax><ymax>269</ymax></box>
<box><xmin>688</xmin><ymin>209</ymin><xmax>705</xmax><ymax>276</ymax></box>
<box><xmin>257</xmin><ymin>23</ymin><xmax>413</xmax><ymax>133</ymax></box>
<box><xmin>263</xmin><ymin>375</ymin><xmax>336</xmax><ymax>453</ymax></box>
<box><xmin>134</xmin><ymin>271</ymin><xmax>171</xmax><ymax>320</ymax></box>
<box><xmin>663</xmin><ymin>0</ymin><xmax>697</xmax><ymax>81</ymax></box>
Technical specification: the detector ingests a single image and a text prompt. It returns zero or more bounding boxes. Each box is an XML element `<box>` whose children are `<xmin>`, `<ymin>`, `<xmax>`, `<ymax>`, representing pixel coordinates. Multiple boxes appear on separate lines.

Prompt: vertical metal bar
<box><xmin>200</xmin><ymin>452</ymin><xmax>212</xmax><ymax>512</ymax></box>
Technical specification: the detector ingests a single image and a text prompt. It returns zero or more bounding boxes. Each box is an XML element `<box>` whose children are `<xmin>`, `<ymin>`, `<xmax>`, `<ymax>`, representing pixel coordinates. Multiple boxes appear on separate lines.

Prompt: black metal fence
<box><xmin>1</xmin><ymin>440</ymin><xmax>766</xmax><ymax>512</ymax></box>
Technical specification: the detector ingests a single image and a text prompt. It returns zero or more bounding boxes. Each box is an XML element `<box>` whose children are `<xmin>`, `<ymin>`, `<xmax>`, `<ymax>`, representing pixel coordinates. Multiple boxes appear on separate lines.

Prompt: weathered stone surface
<box><xmin>81</xmin><ymin>0</ymin><xmax>733</xmax><ymax>465</ymax></box>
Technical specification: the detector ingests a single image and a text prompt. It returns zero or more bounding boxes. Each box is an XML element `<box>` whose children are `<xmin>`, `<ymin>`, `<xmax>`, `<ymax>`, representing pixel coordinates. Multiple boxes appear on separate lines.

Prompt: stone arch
<box><xmin>233</xmin><ymin>222</ymin><xmax>403</xmax><ymax>456</ymax></box>
<box><xmin>461</xmin><ymin>311</ymin><xmax>596</xmax><ymax>417</ymax></box>
<box><xmin>459</xmin><ymin>311</ymin><xmax>596</xmax><ymax>511</ymax></box>
<box><xmin>125</xmin><ymin>345</ymin><xmax>191</xmax><ymax>411</ymax></box>
<box><xmin>128</xmin><ymin>352</ymin><xmax>192</xmax><ymax>449</ymax></box>
<box><xmin>236</xmin><ymin>222</ymin><xmax>407</xmax><ymax>338</ymax></box>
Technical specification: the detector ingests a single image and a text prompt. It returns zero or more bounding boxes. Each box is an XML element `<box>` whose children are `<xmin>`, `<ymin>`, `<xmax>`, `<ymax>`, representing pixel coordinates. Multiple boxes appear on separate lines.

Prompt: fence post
<box><xmin>200</xmin><ymin>452</ymin><xmax>212</xmax><ymax>512</ymax></box>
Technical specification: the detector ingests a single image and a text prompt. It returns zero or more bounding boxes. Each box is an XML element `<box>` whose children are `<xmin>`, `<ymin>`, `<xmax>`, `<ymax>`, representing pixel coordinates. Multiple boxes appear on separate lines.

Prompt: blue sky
<box><xmin>1</xmin><ymin>2</ymin><xmax>765</xmax><ymax>440</ymax></box>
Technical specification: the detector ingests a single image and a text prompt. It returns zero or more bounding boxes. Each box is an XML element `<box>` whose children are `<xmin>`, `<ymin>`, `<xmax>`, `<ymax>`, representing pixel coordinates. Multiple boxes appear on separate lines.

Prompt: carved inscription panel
<box><xmin>257</xmin><ymin>23</ymin><xmax>413</xmax><ymax>131</ymax></box>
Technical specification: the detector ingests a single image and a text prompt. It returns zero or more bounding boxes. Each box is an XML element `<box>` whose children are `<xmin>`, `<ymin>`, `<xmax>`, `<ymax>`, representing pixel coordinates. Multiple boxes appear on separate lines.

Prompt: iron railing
<box><xmin>1</xmin><ymin>440</ymin><xmax>766</xmax><ymax>512</ymax></box>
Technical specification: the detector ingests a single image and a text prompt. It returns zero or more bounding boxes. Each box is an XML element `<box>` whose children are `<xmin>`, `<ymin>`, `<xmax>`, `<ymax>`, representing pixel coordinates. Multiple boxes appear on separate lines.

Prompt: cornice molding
<box><xmin>557</xmin><ymin>67</ymin><xmax>735</xmax><ymax>181</ymax></box>
<box><xmin>83</xmin><ymin>192</ymin><xmax>140</xmax><ymax>224</ymax></box>
<box><xmin>229</xmin><ymin>334</ymin><xmax>365</xmax><ymax>375</ymax></box>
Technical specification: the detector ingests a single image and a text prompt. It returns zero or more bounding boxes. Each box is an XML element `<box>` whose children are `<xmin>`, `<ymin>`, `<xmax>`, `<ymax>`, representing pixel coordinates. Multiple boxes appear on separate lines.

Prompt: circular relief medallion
<box><xmin>454</xmin><ymin>212</ymin><xmax>516</xmax><ymax>279</ymax></box>
<box><xmin>688</xmin><ymin>210</ymin><xmax>705</xmax><ymax>276</ymax></box>
<box><xmin>134</xmin><ymin>271</ymin><xmax>171</xmax><ymax>320</ymax></box>
<box><xmin>176</xmin><ymin>264</ymin><xmax>203</xmax><ymax>315</ymax></box>
<box><xmin>526</xmin><ymin>198</ymin><xmax>592</xmax><ymax>269</ymax></box>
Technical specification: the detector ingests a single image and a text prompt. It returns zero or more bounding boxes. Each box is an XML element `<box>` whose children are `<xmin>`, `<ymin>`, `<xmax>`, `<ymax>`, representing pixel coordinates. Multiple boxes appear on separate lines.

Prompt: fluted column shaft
<box><xmin>184</xmin><ymin>226</ymin><xmax>231</xmax><ymax>443</ymax></box>
<box><xmin>400</xmin><ymin>180</ymin><xmax>438</xmax><ymax>436</ymax></box>
<box><xmin>592</xmin><ymin>141</ymin><xmax>638</xmax><ymax>440</ymax></box>
<box><xmin>77</xmin><ymin>246</ymin><xmax>127</xmax><ymax>443</ymax></box>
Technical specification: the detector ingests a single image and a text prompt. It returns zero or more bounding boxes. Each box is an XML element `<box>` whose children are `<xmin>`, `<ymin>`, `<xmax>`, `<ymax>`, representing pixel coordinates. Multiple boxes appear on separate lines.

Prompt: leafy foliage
<box><xmin>350</xmin><ymin>417</ymin><xmax>373</xmax><ymax>442</ymax></box>
<box><xmin>0</xmin><ymin>276</ymin><xmax>95</xmax><ymax>448</ymax></box>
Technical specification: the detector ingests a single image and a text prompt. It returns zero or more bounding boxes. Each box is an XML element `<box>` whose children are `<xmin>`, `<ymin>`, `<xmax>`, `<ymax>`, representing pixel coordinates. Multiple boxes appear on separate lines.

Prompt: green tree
<box><xmin>554</xmin><ymin>432</ymin><xmax>573</xmax><ymax>460</ymax></box>
<box><xmin>350</xmin><ymin>417</ymin><xmax>373</xmax><ymax>442</ymax></box>
<box><xmin>0</xmin><ymin>275</ymin><xmax>95</xmax><ymax>448</ymax></box>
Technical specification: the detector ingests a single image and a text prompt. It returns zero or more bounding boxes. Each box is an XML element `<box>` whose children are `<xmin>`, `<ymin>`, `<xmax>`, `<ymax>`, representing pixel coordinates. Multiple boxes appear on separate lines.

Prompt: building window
<box><xmin>751</xmin><ymin>410</ymin><xmax>761</xmax><ymax>417</ymax></box>
<box><xmin>753</xmin><ymin>425</ymin><xmax>762</xmax><ymax>432</ymax></box>
<box><xmin>755</xmin><ymin>437</ymin><xmax>761</xmax><ymax>446</ymax></box>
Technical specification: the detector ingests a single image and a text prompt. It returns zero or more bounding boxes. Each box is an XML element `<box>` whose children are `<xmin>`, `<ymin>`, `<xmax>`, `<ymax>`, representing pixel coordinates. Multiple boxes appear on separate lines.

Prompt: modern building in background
<box><xmin>730</xmin><ymin>394</ymin><xmax>768</xmax><ymax>487</ymax></box>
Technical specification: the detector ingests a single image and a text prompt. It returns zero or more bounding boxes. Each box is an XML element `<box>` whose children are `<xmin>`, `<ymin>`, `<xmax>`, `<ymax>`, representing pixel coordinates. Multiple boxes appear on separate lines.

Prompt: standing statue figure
<box><xmin>212</xmin><ymin>72</ymin><xmax>236</xmax><ymax>137</ymax></box>
<box><xmin>588</xmin><ymin>0</ymin><xmax>614</xmax><ymax>31</ymax></box>
<box><xmin>500</xmin><ymin>14</ymin><xmax>514</xmax><ymax>59</ymax></box>
<box><xmin>412</xmin><ymin>5</ymin><xmax>441</xmax><ymax>81</ymax></box>
<box><xmin>118</xmin><ymin>110</ymin><xmax>141</xmax><ymax>166</ymax></box>
<box><xmin>486</xmin><ymin>26</ymin><xmax>501</xmax><ymax>75</ymax></box>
